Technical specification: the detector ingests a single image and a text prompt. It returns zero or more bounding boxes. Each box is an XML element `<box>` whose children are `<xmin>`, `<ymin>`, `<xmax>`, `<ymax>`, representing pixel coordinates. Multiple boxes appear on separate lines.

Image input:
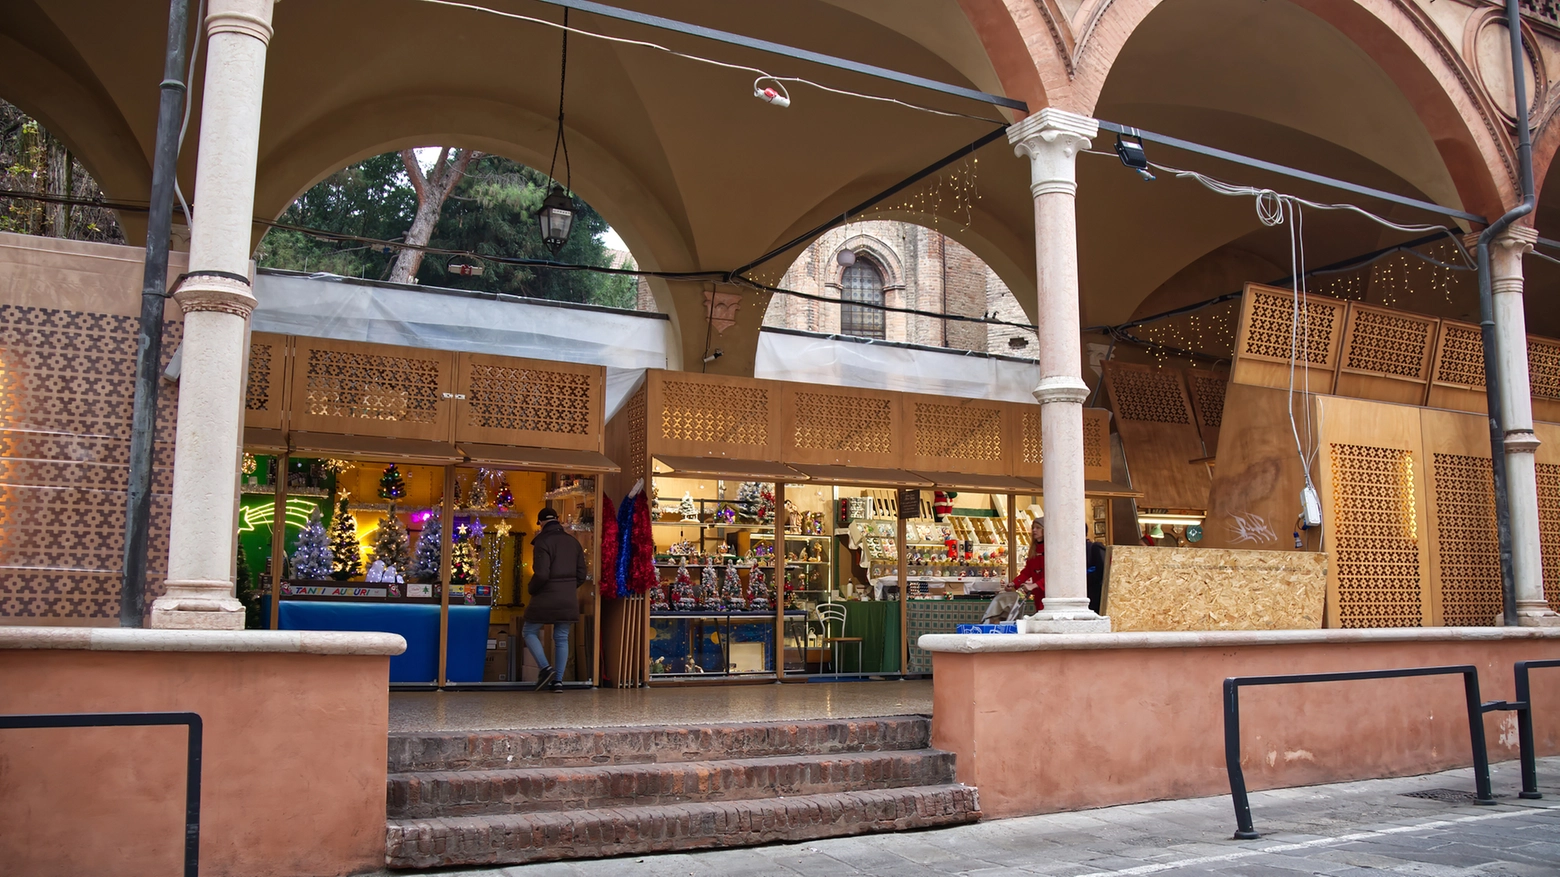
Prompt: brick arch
<box><xmin>832</xmin><ymin>235</ymin><xmax>907</xmax><ymax>292</ymax></box>
<box><xmin>955</xmin><ymin>0</ymin><xmax>1070</xmax><ymax>111</ymax></box>
<box><xmin>1066</xmin><ymin>0</ymin><xmax>1514</xmax><ymax>219</ymax></box>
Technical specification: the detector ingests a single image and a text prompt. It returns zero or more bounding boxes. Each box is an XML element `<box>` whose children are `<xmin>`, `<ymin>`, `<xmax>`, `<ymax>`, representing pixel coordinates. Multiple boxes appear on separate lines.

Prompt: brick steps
<box><xmin>386</xmin><ymin>783</ymin><xmax>980</xmax><ymax>869</ymax></box>
<box><xmin>386</xmin><ymin>715</ymin><xmax>932</xmax><ymax>771</ymax></box>
<box><xmin>388</xmin><ymin>748</ymin><xmax>959</xmax><ymax>817</ymax></box>
<box><xmin>384</xmin><ymin>716</ymin><xmax>978</xmax><ymax>869</ymax></box>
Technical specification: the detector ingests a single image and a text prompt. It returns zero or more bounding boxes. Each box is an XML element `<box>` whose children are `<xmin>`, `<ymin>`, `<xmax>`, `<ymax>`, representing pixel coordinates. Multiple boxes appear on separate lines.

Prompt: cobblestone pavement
<box><xmin>430</xmin><ymin>757</ymin><xmax>1560</xmax><ymax>876</ymax></box>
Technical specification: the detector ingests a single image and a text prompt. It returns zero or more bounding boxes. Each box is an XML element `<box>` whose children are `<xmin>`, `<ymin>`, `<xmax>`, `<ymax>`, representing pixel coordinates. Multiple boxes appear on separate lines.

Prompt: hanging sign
<box><xmin>898</xmin><ymin>488</ymin><xmax>920</xmax><ymax>520</ymax></box>
<box><xmin>447</xmin><ymin>259</ymin><xmax>484</xmax><ymax>277</ymax></box>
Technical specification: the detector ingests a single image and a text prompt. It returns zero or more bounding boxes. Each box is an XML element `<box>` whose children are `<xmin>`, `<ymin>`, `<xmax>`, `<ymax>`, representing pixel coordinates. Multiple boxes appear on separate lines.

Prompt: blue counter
<box><xmin>275</xmin><ymin>600</ymin><xmax>490</xmax><ymax>683</ymax></box>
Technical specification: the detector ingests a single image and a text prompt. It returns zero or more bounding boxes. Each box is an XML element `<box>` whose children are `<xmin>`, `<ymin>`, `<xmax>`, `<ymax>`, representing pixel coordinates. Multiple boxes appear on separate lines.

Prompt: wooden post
<box><xmin>591</xmin><ymin>480</ymin><xmax>603</xmax><ymax>687</ymax></box>
<box><xmin>774</xmin><ymin>481</ymin><xmax>786</xmax><ymax>679</ymax></box>
<box><xmin>897</xmin><ymin>496</ymin><xmax>909</xmax><ymax>677</ymax></box>
<box><xmin>437</xmin><ymin>465</ymin><xmax>455</xmax><ymax>687</ymax></box>
<box><xmin>267</xmin><ymin>452</ymin><xmax>288</xmax><ymax>630</ymax></box>
<box><xmin>1006</xmin><ymin>493</ymin><xmax>1018</xmax><ymax>583</ymax></box>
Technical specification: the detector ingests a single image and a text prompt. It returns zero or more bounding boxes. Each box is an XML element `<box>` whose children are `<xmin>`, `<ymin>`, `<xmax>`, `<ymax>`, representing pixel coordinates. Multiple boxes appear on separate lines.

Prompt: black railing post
<box><xmin>1462</xmin><ymin>668</ymin><xmax>1496</xmax><ymax>804</ymax></box>
<box><xmin>1516</xmin><ymin>662</ymin><xmax>1540</xmax><ymax>799</ymax></box>
<box><xmin>1223</xmin><ymin>678</ymin><xmax>1257</xmax><ymax>839</ymax></box>
<box><xmin>184</xmin><ymin>713</ymin><xmax>203</xmax><ymax>877</ymax></box>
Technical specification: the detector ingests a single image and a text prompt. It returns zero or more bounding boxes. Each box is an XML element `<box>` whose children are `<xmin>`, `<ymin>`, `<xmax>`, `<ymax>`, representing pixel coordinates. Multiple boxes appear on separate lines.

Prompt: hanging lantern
<box><xmin>536</xmin><ymin>186</ymin><xmax>575</xmax><ymax>254</ymax></box>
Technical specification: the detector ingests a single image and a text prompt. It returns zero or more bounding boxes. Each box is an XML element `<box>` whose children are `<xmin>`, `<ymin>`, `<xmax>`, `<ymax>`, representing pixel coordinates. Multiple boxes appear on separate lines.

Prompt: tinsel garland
<box><xmin>628</xmin><ymin>490</ymin><xmax>656</xmax><ymax>595</ymax></box>
<box><xmin>599</xmin><ymin>494</ymin><xmax>619</xmax><ymax>598</ymax></box>
<box><xmin>613</xmin><ymin>493</ymin><xmax>635</xmax><ymax>598</ymax></box>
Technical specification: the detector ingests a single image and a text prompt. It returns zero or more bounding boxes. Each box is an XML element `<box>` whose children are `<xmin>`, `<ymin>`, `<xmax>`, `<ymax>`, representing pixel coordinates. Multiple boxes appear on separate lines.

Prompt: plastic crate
<box><xmin>955</xmin><ymin>623</ymin><xmax>1018</xmax><ymax>634</ymax></box>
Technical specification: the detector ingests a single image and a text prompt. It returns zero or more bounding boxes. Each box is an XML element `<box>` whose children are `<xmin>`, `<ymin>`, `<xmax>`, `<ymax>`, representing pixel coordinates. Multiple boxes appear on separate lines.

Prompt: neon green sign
<box><xmin>239</xmin><ymin>497</ymin><xmax>321</xmax><ymax>533</ymax></box>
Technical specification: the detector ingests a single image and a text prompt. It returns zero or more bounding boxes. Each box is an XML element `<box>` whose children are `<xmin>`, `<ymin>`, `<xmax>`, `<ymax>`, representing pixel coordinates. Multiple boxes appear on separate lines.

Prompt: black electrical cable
<box><xmin>546</xmin><ymin>8</ymin><xmax>572</xmax><ymax>192</ymax></box>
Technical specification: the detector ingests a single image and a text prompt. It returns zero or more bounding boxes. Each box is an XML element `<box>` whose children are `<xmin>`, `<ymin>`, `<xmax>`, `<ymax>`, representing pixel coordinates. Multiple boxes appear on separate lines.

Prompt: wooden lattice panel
<box><xmin>1240</xmin><ymin>287</ymin><xmax>1343</xmax><ymax>366</ymax></box>
<box><xmin>244</xmin><ymin>332</ymin><xmax>287</xmax><ymax>432</ymax></box>
<box><xmin>1105</xmin><ymin>364</ymin><xmax>1190</xmax><ymax>424</ymax></box>
<box><xmin>1340</xmin><ymin>306</ymin><xmax>1435</xmax><ymax>380</ymax></box>
<box><xmin>1429</xmin><ymin>453</ymin><xmax>1500</xmax><ymax>626</ymax></box>
<box><xmin>908</xmin><ymin>398</ymin><xmax>1004</xmax><ymax>474</ymax></box>
<box><xmin>1529</xmin><ymin>339</ymin><xmax>1560</xmax><ymax>424</ymax></box>
<box><xmin>644</xmin><ymin>373</ymin><xmax>779</xmax><ymax>462</ymax></box>
<box><xmin>1538</xmin><ymin>462</ymin><xmax>1560</xmax><ymax>614</ymax></box>
<box><xmin>1021</xmin><ymin>408</ymin><xmax>1041</xmax><ymax>465</ymax></box>
<box><xmin>1187</xmin><ymin>371</ymin><xmax>1226</xmax><ymax>429</ymax></box>
<box><xmin>0</xmin><ymin>305</ymin><xmax>180</xmax><ymax>621</ymax></box>
<box><xmin>1327</xmin><ymin>443</ymin><xmax>1425</xmax><ymax>628</ymax></box>
<box><xmin>1083</xmin><ymin>410</ymin><xmax>1105</xmax><ymax>470</ymax></box>
<box><xmin>1433</xmin><ymin>323</ymin><xmax>1486</xmax><ymax>387</ymax></box>
<box><xmin>1010</xmin><ymin>406</ymin><xmax>1112</xmax><ymax>483</ymax></box>
<box><xmin>289</xmin><ymin>338</ymin><xmax>453</xmax><ymax>441</ymax></box>
<box><xmin>626</xmin><ymin>386</ymin><xmax>647</xmax><ymax>484</ymax></box>
<box><xmin>782</xmin><ymin>385</ymin><xmax>898</xmax><ymax>467</ymax></box>
<box><xmin>453</xmin><ymin>353</ymin><xmax>600</xmax><ymax>450</ymax></box>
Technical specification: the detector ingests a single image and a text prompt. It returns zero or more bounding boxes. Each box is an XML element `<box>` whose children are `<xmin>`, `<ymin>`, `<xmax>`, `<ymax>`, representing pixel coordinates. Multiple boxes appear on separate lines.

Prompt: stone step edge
<box><xmin>387</xmin><ymin>749</ymin><xmax>958</xmax><ymax>817</ymax></box>
<box><xmin>387</xmin><ymin>715</ymin><xmax>932</xmax><ymax>771</ymax></box>
<box><xmin>385</xmin><ymin>783</ymin><xmax>980</xmax><ymax>869</ymax></box>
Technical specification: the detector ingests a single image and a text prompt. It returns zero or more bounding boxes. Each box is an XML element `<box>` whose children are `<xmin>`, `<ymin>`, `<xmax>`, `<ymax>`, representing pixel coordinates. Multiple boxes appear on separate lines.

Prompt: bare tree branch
<box><xmin>389</xmin><ymin>147</ymin><xmax>481</xmax><ymax>285</ymax></box>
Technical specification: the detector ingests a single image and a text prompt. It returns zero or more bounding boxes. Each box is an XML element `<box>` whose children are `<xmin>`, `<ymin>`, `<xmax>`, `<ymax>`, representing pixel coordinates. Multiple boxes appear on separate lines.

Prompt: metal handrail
<box><xmin>1514</xmin><ymin>659</ymin><xmax>1560</xmax><ymax>799</ymax></box>
<box><xmin>1223</xmin><ymin>666</ymin><xmax>1492</xmax><ymax>839</ymax></box>
<box><xmin>0</xmin><ymin>712</ymin><xmax>202</xmax><ymax>876</ymax></box>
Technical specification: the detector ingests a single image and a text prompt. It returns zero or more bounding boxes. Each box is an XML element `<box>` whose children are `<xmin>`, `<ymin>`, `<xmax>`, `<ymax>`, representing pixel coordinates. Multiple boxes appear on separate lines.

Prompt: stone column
<box><xmin>151</xmin><ymin>0</ymin><xmax>276</xmax><ymax>629</ymax></box>
<box><xmin>1009</xmin><ymin>109</ymin><xmax>1110</xmax><ymax>633</ymax></box>
<box><xmin>1491</xmin><ymin>225</ymin><xmax>1560</xmax><ymax>626</ymax></box>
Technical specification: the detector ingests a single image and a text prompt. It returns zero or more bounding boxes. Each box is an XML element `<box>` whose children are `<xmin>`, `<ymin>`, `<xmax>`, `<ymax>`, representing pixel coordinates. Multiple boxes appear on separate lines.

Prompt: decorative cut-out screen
<box><xmin>1430</xmin><ymin>453</ymin><xmax>1499</xmax><ymax>626</ymax></box>
<box><xmin>1328</xmin><ymin>442</ymin><xmax>1423</xmax><ymax>628</ymax></box>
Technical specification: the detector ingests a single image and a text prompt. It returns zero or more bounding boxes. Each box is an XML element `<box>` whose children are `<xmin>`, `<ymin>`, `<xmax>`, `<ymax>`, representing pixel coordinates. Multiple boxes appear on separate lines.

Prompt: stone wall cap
<box><xmin>918</xmin><ymin>627</ymin><xmax>1560</xmax><ymax>653</ymax></box>
<box><xmin>0</xmin><ymin>626</ymin><xmax>406</xmax><ymax>656</ymax></box>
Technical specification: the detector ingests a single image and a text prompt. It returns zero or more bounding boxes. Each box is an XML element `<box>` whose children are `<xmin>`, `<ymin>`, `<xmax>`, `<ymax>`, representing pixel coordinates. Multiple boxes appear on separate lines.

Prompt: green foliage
<box><xmin>0</xmin><ymin>100</ymin><xmax>124</xmax><ymax>243</ymax></box>
<box><xmin>257</xmin><ymin>151</ymin><xmax>639</xmax><ymax>308</ymax></box>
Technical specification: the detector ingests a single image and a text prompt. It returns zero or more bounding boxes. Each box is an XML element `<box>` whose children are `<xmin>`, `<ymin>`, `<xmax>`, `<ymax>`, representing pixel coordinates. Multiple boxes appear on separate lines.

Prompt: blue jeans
<box><xmin>523</xmin><ymin>622</ymin><xmax>569</xmax><ymax>679</ymax></box>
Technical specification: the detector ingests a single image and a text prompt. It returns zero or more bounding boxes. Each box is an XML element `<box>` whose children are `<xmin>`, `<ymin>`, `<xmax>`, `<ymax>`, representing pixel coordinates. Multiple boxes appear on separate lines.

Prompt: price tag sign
<box><xmin>898</xmin><ymin>488</ymin><xmax>920</xmax><ymax>519</ymax></box>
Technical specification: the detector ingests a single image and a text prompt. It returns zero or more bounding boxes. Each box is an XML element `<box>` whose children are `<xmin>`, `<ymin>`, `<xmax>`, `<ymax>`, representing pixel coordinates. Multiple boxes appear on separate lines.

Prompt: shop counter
<box><xmin>275</xmin><ymin>600</ymin><xmax>490</xmax><ymax>683</ymax></box>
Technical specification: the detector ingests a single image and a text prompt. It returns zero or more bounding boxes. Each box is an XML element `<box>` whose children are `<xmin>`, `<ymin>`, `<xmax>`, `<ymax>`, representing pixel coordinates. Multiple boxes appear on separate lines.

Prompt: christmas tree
<box><xmin>328</xmin><ymin>497</ymin><xmax>363</xmax><ymax>580</ymax></box>
<box><xmin>236</xmin><ymin>541</ymin><xmax>260</xmax><ymax>628</ymax></box>
<box><xmin>649</xmin><ymin>571</ymin><xmax>671</xmax><ymax>611</ymax></box>
<box><xmin>292</xmin><ymin>508</ymin><xmax>334</xmax><ymax>580</ymax></box>
<box><xmin>468</xmin><ymin>470</ymin><xmax>491</xmax><ymax>509</ymax></box>
<box><xmin>450</xmin><ymin>524</ymin><xmax>478</xmax><ymax>585</ymax></box>
<box><xmin>670</xmin><ymin>561</ymin><xmax>697</xmax><ymax>611</ymax></box>
<box><xmin>494</xmin><ymin>483</ymin><xmax>514</xmax><ymax>510</ymax></box>
<box><xmin>371</xmin><ymin>506</ymin><xmax>412</xmax><ymax>576</ymax></box>
<box><xmin>747</xmin><ymin>567</ymin><xmax>770</xmax><ymax>613</ymax></box>
<box><xmin>378</xmin><ymin>464</ymin><xmax>407</xmax><ymax>500</ymax></box>
<box><xmin>736</xmin><ymin>482</ymin><xmax>762</xmax><ymax>521</ymax></box>
<box><xmin>721</xmin><ymin>562</ymin><xmax>746</xmax><ymax>611</ymax></box>
<box><xmin>410</xmin><ymin>508</ymin><xmax>442</xmax><ymax>582</ymax></box>
<box><xmin>697</xmin><ymin>563</ymin><xmax>721</xmax><ymax>611</ymax></box>
<box><xmin>679</xmin><ymin>491</ymin><xmax>698</xmax><ymax>521</ymax></box>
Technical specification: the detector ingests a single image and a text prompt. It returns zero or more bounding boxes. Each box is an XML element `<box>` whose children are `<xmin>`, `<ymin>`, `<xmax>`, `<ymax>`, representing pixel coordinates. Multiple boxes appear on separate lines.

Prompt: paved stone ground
<box><xmin>410</xmin><ymin>757</ymin><xmax>1560</xmax><ymax>876</ymax></box>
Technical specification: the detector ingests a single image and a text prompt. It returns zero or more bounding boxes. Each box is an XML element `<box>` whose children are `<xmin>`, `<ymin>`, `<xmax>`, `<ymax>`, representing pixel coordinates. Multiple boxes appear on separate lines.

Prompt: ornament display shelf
<box><xmin>749</xmin><ymin>532</ymin><xmax>832</xmax><ymax>541</ymax></box>
<box><xmin>650</xmin><ymin>520</ymin><xmax>772</xmax><ymax>529</ymax></box>
<box><xmin>655</xmin><ymin>561</ymin><xmax>826</xmax><ymax>568</ymax></box>
<box><xmin>543</xmin><ymin>484</ymin><xmax>595</xmax><ymax>500</ymax></box>
<box><xmin>347</xmin><ymin>502</ymin><xmax>526</xmax><ymax>517</ymax></box>
<box><xmin>241</xmin><ymin>485</ymin><xmax>328</xmax><ymax>497</ymax></box>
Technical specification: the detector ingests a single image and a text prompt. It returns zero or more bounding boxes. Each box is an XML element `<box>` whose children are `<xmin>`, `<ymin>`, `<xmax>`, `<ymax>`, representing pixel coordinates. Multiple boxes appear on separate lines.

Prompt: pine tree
<box><xmin>736</xmin><ymin>481</ymin><xmax>762</xmax><ymax>521</ymax></box>
<box><xmin>236</xmin><ymin>541</ymin><xmax>260</xmax><ymax>628</ymax></box>
<box><xmin>371</xmin><ymin>506</ymin><xmax>412</xmax><ymax>577</ymax></box>
<box><xmin>292</xmin><ymin>508</ymin><xmax>334</xmax><ymax>580</ymax></box>
<box><xmin>410</xmin><ymin>508</ymin><xmax>442</xmax><ymax>581</ymax></box>
<box><xmin>722</xmin><ymin>562</ymin><xmax>745</xmax><ymax>611</ymax></box>
<box><xmin>329</xmin><ymin>497</ymin><xmax>363</xmax><ymax>580</ymax></box>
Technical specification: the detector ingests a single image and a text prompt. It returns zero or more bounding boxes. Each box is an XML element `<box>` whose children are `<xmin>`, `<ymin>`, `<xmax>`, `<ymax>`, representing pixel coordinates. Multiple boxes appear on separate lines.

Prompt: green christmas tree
<box><xmin>451</xmin><ymin>523</ymin><xmax>478</xmax><ymax>585</ymax></box>
<box><xmin>235</xmin><ymin>541</ymin><xmax>260</xmax><ymax>629</ymax></box>
<box><xmin>329</xmin><ymin>497</ymin><xmax>363</xmax><ymax>580</ymax></box>
<box><xmin>291</xmin><ymin>508</ymin><xmax>333</xmax><ymax>580</ymax></box>
<box><xmin>370</xmin><ymin>506</ymin><xmax>412</xmax><ymax>578</ymax></box>
<box><xmin>378</xmin><ymin>463</ymin><xmax>407</xmax><ymax>500</ymax></box>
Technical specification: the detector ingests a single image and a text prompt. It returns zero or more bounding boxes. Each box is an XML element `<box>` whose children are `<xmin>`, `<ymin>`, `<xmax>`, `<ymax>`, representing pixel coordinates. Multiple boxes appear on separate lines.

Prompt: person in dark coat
<box><xmin>524</xmin><ymin>507</ymin><xmax>586</xmax><ymax>691</ymax></box>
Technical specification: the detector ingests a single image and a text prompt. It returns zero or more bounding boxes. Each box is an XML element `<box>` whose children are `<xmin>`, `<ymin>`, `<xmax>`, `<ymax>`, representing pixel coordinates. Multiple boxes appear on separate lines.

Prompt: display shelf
<box><xmin>751</xmin><ymin>532</ymin><xmax>832</xmax><ymax>540</ymax></box>
<box><xmin>241</xmin><ymin>485</ymin><xmax>328</xmax><ymax>497</ymax></box>
<box><xmin>543</xmin><ymin>483</ymin><xmax>595</xmax><ymax>500</ymax></box>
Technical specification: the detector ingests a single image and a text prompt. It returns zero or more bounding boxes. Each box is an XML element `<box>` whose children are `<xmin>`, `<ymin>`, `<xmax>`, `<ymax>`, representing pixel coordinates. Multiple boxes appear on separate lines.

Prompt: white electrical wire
<box><xmin>407</xmin><ymin>0</ymin><xmax>1004</xmax><ymax>123</ymax></box>
<box><xmin>1151</xmin><ymin>162</ymin><xmax>1450</xmax><ymax>236</ymax></box>
<box><xmin>173</xmin><ymin>0</ymin><xmax>207</xmax><ymax>233</ymax></box>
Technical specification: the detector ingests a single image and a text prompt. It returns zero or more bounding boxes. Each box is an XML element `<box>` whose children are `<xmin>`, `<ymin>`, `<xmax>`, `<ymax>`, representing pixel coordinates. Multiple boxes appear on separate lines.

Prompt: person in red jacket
<box><xmin>1012</xmin><ymin>517</ymin><xmax>1045</xmax><ymax>612</ymax></box>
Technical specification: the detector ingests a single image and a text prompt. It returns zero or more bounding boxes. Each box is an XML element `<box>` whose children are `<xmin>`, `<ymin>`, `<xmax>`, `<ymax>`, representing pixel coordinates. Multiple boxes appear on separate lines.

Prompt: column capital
<box><xmin>1033</xmin><ymin>376</ymin><xmax>1090</xmax><ymax>405</ymax></box>
<box><xmin>207</xmin><ymin>0</ymin><xmax>276</xmax><ymax>43</ymax></box>
<box><xmin>1505</xmin><ymin>429</ymin><xmax>1541</xmax><ymax>454</ymax></box>
<box><xmin>174</xmin><ymin>272</ymin><xmax>256</xmax><ymax>319</ymax></box>
<box><xmin>1008</xmin><ymin>109</ymin><xmax>1099</xmax><ymax>198</ymax></box>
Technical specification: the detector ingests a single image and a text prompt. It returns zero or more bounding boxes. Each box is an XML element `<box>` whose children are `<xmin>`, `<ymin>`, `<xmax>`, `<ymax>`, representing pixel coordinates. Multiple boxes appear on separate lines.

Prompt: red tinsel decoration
<box><xmin>628</xmin><ymin>489</ymin><xmax>657</xmax><ymax>595</ymax></box>
<box><xmin>599</xmin><ymin>494</ymin><xmax>619</xmax><ymax>598</ymax></box>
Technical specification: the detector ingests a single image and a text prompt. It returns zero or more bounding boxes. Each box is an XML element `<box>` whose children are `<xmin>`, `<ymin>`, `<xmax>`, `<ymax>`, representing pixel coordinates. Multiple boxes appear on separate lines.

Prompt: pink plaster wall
<box><xmin>0</xmin><ymin>649</ymin><xmax>389</xmax><ymax>876</ymax></box>
<box><xmin>932</xmin><ymin>638</ymin><xmax>1560</xmax><ymax>818</ymax></box>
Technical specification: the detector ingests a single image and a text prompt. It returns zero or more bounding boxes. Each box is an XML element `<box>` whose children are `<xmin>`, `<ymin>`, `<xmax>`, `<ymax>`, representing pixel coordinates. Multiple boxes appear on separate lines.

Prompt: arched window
<box><xmin>839</xmin><ymin>259</ymin><xmax>885</xmax><ymax>339</ymax></box>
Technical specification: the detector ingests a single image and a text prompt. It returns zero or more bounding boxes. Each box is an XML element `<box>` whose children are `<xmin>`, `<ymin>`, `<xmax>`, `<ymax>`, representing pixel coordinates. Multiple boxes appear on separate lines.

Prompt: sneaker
<box><xmin>533</xmin><ymin>666</ymin><xmax>555</xmax><ymax>691</ymax></box>
<box><xmin>550</xmin><ymin>681</ymin><xmax>565</xmax><ymax>693</ymax></box>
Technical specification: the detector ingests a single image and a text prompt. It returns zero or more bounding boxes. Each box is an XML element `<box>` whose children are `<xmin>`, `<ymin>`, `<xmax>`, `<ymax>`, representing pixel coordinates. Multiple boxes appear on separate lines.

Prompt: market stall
<box><xmin>241</xmin><ymin>333</ymin><xmax>616</xmax><ymax>686</ymax></box>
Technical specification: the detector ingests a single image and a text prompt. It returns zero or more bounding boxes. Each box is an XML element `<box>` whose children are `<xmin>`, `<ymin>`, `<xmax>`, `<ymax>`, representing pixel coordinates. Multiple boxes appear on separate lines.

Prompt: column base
<box><xmin>1020</xmin><ymin>597</ymin><xmax>1112</xmax><ymax>634</ymax></box>
<box><xmin>1510</xmin><ymin>605</ymin><xmax>1560</xmax><ymax>628</ymax></box>
<box><xmin>150</xmin><ymin>580</ymin><xmax>245</xmax><ymax>630</ymax></box>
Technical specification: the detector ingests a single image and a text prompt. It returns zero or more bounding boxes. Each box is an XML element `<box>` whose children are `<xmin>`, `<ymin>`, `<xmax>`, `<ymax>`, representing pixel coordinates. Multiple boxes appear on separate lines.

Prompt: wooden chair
<box><xmin>815</xmin><ymin>603</ymin><xmax>863</xmax><ymax>678</ymax></box>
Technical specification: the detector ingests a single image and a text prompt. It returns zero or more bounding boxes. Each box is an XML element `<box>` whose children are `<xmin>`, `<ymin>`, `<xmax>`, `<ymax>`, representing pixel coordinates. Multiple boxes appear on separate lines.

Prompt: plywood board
<box><xmin>1105</xmin><ymin>546</ymin><xmax>1325</xmax><ymax>632</ymax></box>
<box><xmin>901</xmin><ymin>391</ymin><xmax>1009</xmax><ymax>476</ymax></box>
<box><xmin>1202</xmin><ymin>383</ymin><xmax>1314</xmax><ymax>552</ymax></box>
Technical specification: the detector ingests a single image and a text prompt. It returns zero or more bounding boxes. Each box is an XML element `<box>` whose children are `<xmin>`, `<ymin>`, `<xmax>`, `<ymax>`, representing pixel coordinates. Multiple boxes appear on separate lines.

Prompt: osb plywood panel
<box><xmin>1105</xmin><ymin>546</ymin><xmax>1325</xmax><ymax>632</ymax></box>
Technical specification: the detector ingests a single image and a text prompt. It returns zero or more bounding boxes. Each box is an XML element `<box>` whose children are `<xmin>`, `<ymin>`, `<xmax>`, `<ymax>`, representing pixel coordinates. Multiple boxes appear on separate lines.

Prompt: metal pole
<box><xmin>1516</xmin><ymin>662</ymin><xmax>1540</xmax><ymax>798</ymax></box>
<box><xmin>1223</xmin><ymin>679</ymin><xmax>1257</xmax><ymax>839</ymax></box>
<box><xmin>774</xmin><ymin>480</ymin><xmax>786</xmax><ymax>679</ymax></box>
<box><xmin>120</xmin><ymin>0</ymin><xmax>192</xmax><ymax>627</ymax></box>
<box><xmin>183</xmin><ymin>713</ymin><xmax>203</xmax><ymax>877</ymax></box>
<box><xmin>1477</xmin><ymin>0</ymin><xmax>1537</xmax><ymax>628</ymax></box>
<box><xmin>1461</xmin><ymin>668</ymin><xmax>1496</xmax><ymax>804</ymax></box>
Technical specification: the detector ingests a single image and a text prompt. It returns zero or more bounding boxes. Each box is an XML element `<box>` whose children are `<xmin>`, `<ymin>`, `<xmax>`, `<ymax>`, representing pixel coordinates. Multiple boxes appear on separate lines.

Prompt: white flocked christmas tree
<box><xmin>291</xmin><ymin>508</ymin><xmax>334</xmax><ymax>581</ymax></box>
<box><xmin>410</xmin><ymin>508</ymin><xmax>442</xmax><ymax>582</ymax></box>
